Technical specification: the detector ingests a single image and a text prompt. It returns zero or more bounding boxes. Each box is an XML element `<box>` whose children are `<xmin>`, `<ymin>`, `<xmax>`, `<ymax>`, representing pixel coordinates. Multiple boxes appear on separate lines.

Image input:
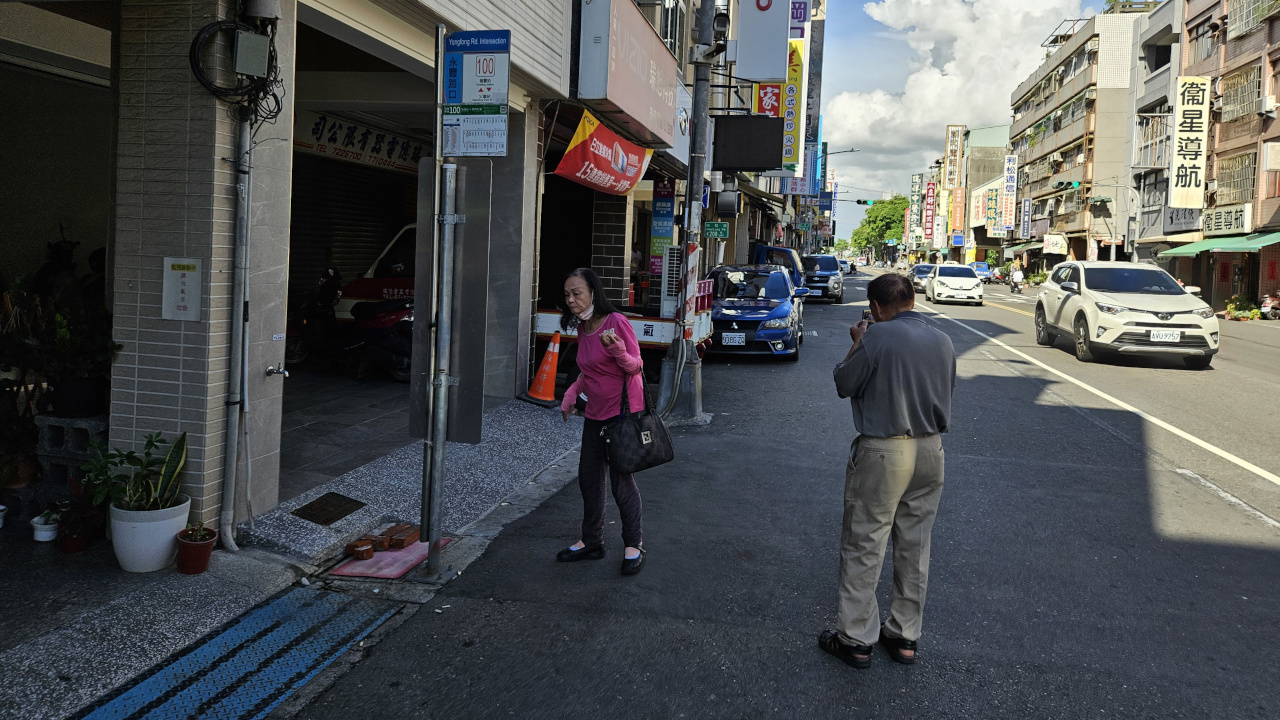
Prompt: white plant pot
<box><xmin>109</xmin><ymin>494</ymin><xmax>191</xmax><ymax>573</ymax></box>
<box><xmin>31</xmin><ymin>516</ymin><xmax>58</xmax><ymax>542</ymax></box>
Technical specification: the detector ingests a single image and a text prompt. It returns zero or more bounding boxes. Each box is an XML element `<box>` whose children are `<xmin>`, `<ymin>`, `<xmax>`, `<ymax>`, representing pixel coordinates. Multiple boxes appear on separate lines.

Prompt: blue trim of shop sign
<box><xmin>444</xmin><ymin>30</ymin><xmax>510</xmax><ymax>105</ymax></box>
<box><xmin>951</xmin><ymin>233</ymin><xmax>964</xmax><ymax>247</ymax></box>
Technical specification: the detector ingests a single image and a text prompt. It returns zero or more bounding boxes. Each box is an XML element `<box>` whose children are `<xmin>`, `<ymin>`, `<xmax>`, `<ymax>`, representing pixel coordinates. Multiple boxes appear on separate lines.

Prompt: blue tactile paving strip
<box><xmin>72</xmin><ymin>586</ymin><xmax>399</xmax><ymax>720</ymax></box>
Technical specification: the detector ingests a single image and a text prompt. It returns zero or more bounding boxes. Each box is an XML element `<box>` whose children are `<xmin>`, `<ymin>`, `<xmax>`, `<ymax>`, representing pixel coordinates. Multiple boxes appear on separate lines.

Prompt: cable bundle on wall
<box><xmin>188</xmin><ymin>14</ymin><xmax>283</xmax><ymax>124</ymax></box>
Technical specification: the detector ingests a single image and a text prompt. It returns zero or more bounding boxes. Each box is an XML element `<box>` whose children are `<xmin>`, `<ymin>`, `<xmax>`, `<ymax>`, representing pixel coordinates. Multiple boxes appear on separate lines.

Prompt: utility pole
<box><xmin>658</xmin><ymin>0</ymin><xmax>721</xmax><ymax>424</ymax></box>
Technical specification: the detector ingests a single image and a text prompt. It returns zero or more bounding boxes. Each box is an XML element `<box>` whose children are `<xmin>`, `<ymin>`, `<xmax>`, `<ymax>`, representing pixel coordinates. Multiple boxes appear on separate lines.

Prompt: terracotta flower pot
<box><xmin>176</xmin><ymin>526</ymin><xmax>218</xmax><ymax>575</ymax></box>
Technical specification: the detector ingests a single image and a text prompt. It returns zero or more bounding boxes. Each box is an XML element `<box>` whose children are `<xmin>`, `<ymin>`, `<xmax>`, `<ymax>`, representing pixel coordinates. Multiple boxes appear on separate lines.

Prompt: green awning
<box><xmin>1157</xmin><ymin>235</ymin><xmax>1242</xmax><ymax>258</ymax></box>
<box><xmin>1209</xmin><ymin>231</ymin><xmax>1280</xmax><ymax>252</ymax></box>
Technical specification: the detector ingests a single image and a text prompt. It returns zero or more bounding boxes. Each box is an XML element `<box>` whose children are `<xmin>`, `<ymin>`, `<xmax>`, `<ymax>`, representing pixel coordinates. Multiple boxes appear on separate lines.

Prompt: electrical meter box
<box><xmin>234</xmin><ymin>31</ymin><xmax>270</xmax><ymax>78</ymax></box>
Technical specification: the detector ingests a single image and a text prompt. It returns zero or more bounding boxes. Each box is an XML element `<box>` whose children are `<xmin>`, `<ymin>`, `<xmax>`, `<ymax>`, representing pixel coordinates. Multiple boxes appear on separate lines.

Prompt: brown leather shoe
<box><xmin>818</xmin><ymin>630</ymin><xmax>872</xmax><ymax>669</ymax></box>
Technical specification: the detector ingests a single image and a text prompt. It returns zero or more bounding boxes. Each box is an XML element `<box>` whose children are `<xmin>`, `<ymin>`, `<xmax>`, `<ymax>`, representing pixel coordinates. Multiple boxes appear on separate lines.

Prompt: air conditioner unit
<box><xmin>1084</xmin><ymin>88</ymin><xmax>1097</xmax><ymax>101</ymax></box>
<box><xmin>1087</xmin><ymin>38</ymin><xmax>1100</xmax><ymax>52</ymax></box>
<box><xmin>1207</xmin><ymin>179</ymin><xmax>1218</xmax><ymax>193</ymax></box>
<box><xmin>1050</xmin><ymin>152</ymin><xmax>1064</xmax><ymax>163</ymax></box>
<box><xmin>1213</xmin><ymin>96</ymin><xmax>1224</xmax><ymax>111</ymax></box>
<box><xmin>660</xmin><ymin>245</ymin><xmax>683</xmax><ymax>319</ymax></box>
<box><xmin>1259</xmin><ymin>96</ymin><xmax>1279</xmax><ymax>118</ymax></box>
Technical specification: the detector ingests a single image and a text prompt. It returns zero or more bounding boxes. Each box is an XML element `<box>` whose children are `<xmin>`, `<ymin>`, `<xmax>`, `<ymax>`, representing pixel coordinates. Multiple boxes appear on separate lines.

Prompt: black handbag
<box><xmin>599</xmin><ymin>377</ymin><xmax>674</xmax><ymax>475</ymax></box>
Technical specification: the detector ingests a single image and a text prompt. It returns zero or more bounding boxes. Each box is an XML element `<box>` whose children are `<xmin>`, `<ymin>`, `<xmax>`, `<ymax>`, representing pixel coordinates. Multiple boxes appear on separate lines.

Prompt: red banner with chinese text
<box><xmin>553</xmin><ymin>111</ymin><xmax>653</xmax><ymax>196</ymax></box>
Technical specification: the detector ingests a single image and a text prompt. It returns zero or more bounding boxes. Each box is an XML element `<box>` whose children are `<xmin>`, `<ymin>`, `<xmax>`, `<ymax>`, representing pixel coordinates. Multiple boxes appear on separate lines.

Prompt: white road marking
<box><xmin>932</xmin><ymin>311</ymin><xmax>1280</xmax><ymax>490</ymax></box>
<box><xmin>1176</xmin><ymin>469</ymin><xmax>1280</xmax><ymax>531</ymax></box>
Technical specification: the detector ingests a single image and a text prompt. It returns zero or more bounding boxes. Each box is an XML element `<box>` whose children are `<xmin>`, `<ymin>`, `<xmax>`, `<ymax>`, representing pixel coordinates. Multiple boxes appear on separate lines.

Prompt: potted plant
<box><xmin>43</xmin><ymin>304</ymin><xmax>120</xmax><ymax>418</ymax></box>
<box><xmin>176</xmin><ymin>522</ymin><xmax>219</xmax><ymax>574</ymax></box>
<box><xmin>56</xmin><ymin>496</ymin><xmax>100</xmax><ymax>553</ymax></box>
<box><xmin>83</xmin><ymin>431</ymin><xmax>190</xmax><ymax>572</ymax></box>
<box><xmin>31</xmin><ymin>508</ymin><xmax>59</xmax><ymax>542</ymax></box>
<box><xmin>1226</xmin><ymin>294</ymin><xmax>1261</xmax><ymax>321</ymax></box>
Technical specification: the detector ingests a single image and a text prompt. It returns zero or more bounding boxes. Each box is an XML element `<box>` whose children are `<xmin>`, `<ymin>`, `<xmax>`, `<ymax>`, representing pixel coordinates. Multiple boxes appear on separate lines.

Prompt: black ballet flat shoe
<box><xmin>620</xmin><ymin>546</ymin><xmax>646</xmax><ymax>575</ymax></box>
<box><xmin>556</xmin><ymin>542</ymin><xmax>605</xmax><ymax>562</ymax></box>
<box><xmin>818</xmin><ymin>630</ymin><xmax>873</xmax><ymax>670</ymax></box>
<box><xmin>880</xmin><ymin>633</ymin><xmax>918</xmax><ymax>665</ymax></box>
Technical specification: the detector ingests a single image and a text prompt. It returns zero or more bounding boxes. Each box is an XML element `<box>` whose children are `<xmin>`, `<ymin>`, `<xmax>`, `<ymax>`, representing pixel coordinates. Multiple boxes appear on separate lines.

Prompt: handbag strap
<box><xmin>616</xmin><ymin>371</ymin><xmax>652</xmax><ymax>420</ymax></box>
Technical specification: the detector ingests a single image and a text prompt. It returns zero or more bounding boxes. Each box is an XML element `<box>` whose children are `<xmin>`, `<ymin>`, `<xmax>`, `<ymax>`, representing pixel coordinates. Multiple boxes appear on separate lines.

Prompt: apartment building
<box><xmin>1160</xmin><ymin>0</ymin><xmax>1280</xmax><ymax>308</ymax></box>
<box><xmin>963</xmin><ymin>124</ymin><xmax>1012</xmax><ymax>261</ymax></box>
<box><xmin>1010</xmin><ymin>5</ymin><xmax>1152</xmax><ymax>265</ymax></box>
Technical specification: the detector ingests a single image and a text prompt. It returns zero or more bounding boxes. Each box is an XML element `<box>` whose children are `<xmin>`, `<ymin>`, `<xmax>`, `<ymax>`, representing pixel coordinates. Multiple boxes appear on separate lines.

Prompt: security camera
<box><xmin>713</xmin><ymin>12</ymin><xmax>731</xmax><ymax>43</ymax></box>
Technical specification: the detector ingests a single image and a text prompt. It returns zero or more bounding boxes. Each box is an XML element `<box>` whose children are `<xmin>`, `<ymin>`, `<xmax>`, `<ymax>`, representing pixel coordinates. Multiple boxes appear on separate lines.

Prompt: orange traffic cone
<box><xmin>519</xmin><ymin>332</ymin><xmax>561</xmax><ymax>407</ymax></box>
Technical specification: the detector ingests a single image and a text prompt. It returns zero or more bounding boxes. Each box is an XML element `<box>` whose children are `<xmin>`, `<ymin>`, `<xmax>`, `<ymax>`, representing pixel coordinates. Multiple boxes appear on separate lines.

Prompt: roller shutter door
<box><xmin>287</xmin><ymin>152</ymin><xmax>417</xmax><ymax>307</ymax></box>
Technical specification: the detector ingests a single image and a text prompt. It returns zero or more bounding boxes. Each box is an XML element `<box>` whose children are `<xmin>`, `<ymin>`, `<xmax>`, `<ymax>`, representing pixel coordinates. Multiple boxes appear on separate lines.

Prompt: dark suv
<box><xmin>801</xmin><ymin>254</ymin><xmax>845</xmax><ymax>303</ymax></box>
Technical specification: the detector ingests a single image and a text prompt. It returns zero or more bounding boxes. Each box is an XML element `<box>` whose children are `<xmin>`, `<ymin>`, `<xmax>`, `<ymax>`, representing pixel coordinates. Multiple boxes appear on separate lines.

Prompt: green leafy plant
<box><xmin>1226</xmin><ymin>294</ymin><xmax>1260</xmax><ymax>320</ymax></box>
<box><xmin>1028</xmin><ymin>272</ymin><xmax>1049</xmax><ymax>285</ymax></box>
<box><xmin>82</xmin><ymin>432</ymin><xmax>188</xmax><ymax>512</ymax></box>
<box><xmin>182</xmin><ymin>522</ymin><xmax>215</xmax><ymax>542</ymax></box>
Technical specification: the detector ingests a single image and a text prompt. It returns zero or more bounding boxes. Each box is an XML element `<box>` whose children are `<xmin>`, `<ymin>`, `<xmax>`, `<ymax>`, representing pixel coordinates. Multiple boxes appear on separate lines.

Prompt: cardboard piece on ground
<box><xmin>329</xmin><ymin>538</ymin><xmax>452</xmax><ymax>579</ymax></box>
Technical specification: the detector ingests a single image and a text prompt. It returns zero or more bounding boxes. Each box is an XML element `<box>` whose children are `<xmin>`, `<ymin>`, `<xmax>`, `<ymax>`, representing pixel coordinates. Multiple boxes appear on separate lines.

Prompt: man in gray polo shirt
<box><xmin>819</xmin><ymin>272</ymin><xmax>957</xmax><ymax>669</ymax></box>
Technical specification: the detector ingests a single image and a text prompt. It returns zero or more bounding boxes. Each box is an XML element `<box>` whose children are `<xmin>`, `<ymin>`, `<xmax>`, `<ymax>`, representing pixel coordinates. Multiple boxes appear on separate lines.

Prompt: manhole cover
<box><xmin>291</xmin><ymin>492</ymin><xmax>366</xmax><ymax>526</ymax></box>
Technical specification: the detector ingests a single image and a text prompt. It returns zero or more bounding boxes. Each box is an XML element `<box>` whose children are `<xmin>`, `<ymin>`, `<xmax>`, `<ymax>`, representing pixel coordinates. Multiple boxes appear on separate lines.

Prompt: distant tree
<box><xmin>847</xmin><ymin>196</ymin><xmax>909</xmax><ymax>256</ymax></box>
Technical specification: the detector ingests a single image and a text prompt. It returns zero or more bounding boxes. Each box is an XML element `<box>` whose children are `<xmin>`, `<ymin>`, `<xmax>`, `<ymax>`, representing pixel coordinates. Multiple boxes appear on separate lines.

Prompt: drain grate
<box><xmin>73</xmin><ymin>586</ymin><xmax>399</xmax><ymax>720</ymax></box>
<box><xmin>290</xmin><ymin>492</ymin><xmax>366</xmax><ymax>526</ymax></box>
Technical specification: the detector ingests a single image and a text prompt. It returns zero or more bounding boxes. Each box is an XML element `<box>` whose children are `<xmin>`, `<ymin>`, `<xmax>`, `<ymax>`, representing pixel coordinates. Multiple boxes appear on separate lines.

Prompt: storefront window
<box><xmin>661</xmin><ymin>0</ymin><xmax>686</xmax><ymax>68</ymax></box>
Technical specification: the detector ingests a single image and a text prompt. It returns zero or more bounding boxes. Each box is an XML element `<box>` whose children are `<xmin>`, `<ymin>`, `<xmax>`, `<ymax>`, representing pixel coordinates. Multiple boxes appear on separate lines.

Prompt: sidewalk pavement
<box><xmin>0</xmin><ymin>400</ymin><xmax>582</xmax><ymax>720</ymax></box>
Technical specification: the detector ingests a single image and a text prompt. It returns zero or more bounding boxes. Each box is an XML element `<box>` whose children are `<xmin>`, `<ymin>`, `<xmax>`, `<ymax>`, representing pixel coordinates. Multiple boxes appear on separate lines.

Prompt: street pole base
<box><xmin>658</xmin><ymin>349</ymin><xmax>711</xmax><ymax>427</ymax></box>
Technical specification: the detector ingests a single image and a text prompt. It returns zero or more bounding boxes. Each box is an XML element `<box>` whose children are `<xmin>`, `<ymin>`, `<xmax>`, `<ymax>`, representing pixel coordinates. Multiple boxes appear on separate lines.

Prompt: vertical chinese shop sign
<box><xmin>650</xmin><ymin>178</ymin><xmax>676</xmax><ymax>275</ymax></box>
<box><xmin>1171</xmin><ymin>76</ymin><xmax>1210</xmax><ymax>209</ymax></box>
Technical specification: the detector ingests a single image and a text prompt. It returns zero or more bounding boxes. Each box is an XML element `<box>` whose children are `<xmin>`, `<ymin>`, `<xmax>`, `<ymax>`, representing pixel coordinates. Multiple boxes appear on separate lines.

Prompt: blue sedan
<box><xmin>706</xmin><ymin>265</ymin><xmax>808</xmax><ymax>361</ymax></box>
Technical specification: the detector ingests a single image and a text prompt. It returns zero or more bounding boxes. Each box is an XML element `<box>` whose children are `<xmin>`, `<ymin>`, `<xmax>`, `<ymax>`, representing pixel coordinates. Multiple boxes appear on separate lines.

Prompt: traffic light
<box><xmin>1051</xmin><ymin>181</ymin><xmax>1081</xmax><ymax>190</ymax></box>
<box><xmin>855</xmin><ymin>199</ymin><xmax>875</xmax><ymax>206</ymax></box>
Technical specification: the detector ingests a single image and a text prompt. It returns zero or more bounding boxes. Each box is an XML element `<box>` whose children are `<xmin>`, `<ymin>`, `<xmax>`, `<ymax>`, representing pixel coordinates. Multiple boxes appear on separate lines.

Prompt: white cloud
<box><xmin>824</xmin><ymin>0</ymin><xmax>1095</xmax><ymax>198</ymax></box>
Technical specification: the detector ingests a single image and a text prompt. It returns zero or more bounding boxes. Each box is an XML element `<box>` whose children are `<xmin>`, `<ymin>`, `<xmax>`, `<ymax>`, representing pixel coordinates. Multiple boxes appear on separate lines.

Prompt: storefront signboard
<box><xmin>578</xmin><ymin>0</ymin><xmax>678</xmax><ymax>146</ymax></box>
<box><xmin>782</xmin><ymin>39</ymin><xmax>808</xmax><ymax>171</ymax></box>
<box><xmin>923</xmin><ymin>182</ymin><xmax>936</xmax><ymax>242</ymax></box>
<box><xmin>1163</xmin><ymin>206</ymin><xmax>1201</xmax><ymax>234</ymax></box>
<box><xmin>1019</xmin><ymin>197</ymin><xmax>1033</xmax><ymax>239</ymax></box>
<box><xmin>649</xmin><ymin>178</ymin><xmax>676</xmax><ymax>275</ymax></box>
<box><xmin>909</xmin><ymin>173</ymin><xmax>923</xmax><ymax>232</ymax></box>
<box><xmin>295</xmin><ymin>110</ymin><xmax>423</xmax><ymax>173</ymax></box>
<box><xmin>1043</xmin><ymin>233</ymin><xmax>1069</xmax><ymax>255</ymax></box>
<box><xmin>934</xmin><ymin>189</ymin><xmax>948</xmax><ymax>249</ymax></box>
<box><xmin>1171</xmin><ymin>76</ymin><xmax>1210</xmax><ymax>209</ymax></box>
<box><xmin>736</xmin><ymin>0</ymin><xmax>790</xmax><ymax>82</ymax></box>
<box><xmin>553</xmin><ymin>110</ymin><xmax>653</xmax><ymax>195</ymax></box>
<box><xmin>1201</xmin><ymin>203</ymin><xmax>1252</xmax><ymax>236</ymax></box>
<box><xmin>985</xmin><ymin>188</ymin><xmax>998</xmax><ymax>235</ymax></box>
<box><xmin>949</xmin><ymin>187</ymin><xmax>966</xmax><ymax>233</ymax></box>
<box><xmin>162</xmin><ymin>258</ymin><xmax>201</xmax><ymax>321</ymax></box>
<box><xmin>1002</xmin><ymin>154</ymin><xmax>1018</xmax><ymax>231</ymax></box>
<box><xmin>753</xmin><ymin>83</ymin><xmax>783</xmax><ymax>117</ymax></box>
<box><xmin>442</xmin><ymin>30</ymin><xmax>510</xmax><ymax>157</ymax></box>
<box><xmin>943</xmin><ymin>125</ymin><xmax>965</xmax><ymax>190</ymax></box>
<box><xmin>804</xmin><ymin>18</ymin><xmax>824</xmax><ymax>144</ymax></box>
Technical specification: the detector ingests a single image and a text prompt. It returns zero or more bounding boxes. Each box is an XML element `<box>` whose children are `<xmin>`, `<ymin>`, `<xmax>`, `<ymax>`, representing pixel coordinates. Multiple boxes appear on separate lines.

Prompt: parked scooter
<box><xmin>1262</xmin><ymin>291</ymin><xmax>1280</xmax><ymax>320</ymax></box>
<box><xmin>285</xmin><ymin>268</ymin><xmax>414</xmax><ymax>381</ymax></box>
<box><xmin>286</xmin><ymin>267</ymin><xmax>344</xmax><ymax>366</ymax></box>
<box><xmin>348</xmin><ymin>299</ymin><xmax>413</xmax><ymax>382</ymax></box>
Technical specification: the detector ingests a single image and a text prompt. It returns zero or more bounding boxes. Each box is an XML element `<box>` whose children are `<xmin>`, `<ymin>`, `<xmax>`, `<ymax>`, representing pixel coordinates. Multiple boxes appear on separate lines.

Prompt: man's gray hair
<box><xmin>867</xmin><ymin>274</ymin><xmax>914</xmax><ymax>309</ymax></box>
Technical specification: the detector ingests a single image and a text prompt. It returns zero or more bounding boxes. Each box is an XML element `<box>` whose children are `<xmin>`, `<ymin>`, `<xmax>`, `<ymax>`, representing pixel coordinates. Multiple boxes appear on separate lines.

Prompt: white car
<box><xmin>1033</xmin><ymin>261</ymin><xmax>1219</xmax><ymax>369</ymax></box>
<box><xmin>924</xmin><ymin>265</ymin><xmax>984</xmax><ymax>305</ymax></box>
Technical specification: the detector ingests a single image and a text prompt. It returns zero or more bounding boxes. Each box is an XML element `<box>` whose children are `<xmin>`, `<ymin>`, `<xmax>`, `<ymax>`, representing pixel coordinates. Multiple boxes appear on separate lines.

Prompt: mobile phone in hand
<box><xmin>862</xmin><ymin>310</ymin><xmax>873</xmax><ymax>322</ymax></box>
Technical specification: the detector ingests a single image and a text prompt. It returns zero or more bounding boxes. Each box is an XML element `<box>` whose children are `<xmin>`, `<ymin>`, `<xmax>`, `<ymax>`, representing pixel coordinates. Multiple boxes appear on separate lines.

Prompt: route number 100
<box><xmin>475</xmin><ymin>55</ymin><xmax>495</xmax><ymax>77</ymax></box>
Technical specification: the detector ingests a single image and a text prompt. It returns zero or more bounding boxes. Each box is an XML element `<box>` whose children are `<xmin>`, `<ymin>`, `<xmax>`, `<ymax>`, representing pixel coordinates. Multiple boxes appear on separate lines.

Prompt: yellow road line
<box><xmin>986</xmin><ymin>301</ymin><xmax>1034</xmax><ymax>318</ymax></box>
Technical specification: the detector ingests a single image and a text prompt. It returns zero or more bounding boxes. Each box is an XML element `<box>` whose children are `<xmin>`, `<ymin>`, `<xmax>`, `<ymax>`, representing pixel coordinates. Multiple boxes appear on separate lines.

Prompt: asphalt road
<box><xmin>297</xmin><ymin>269</ymin><xmax>1280</xmax><ymax>719</ymax></box>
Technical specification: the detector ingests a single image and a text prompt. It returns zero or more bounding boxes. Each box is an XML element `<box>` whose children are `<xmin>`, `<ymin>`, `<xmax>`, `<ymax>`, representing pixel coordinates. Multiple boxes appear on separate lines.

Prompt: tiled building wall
<box><xmin>110</xmin><ymin>0</ymin><xmax>296</xmax><ymax>524</ymax></box>
<box><xmin>591</xmin><ymin>192</ymin><xmax>634</xmax><ymax>306</ymax></box>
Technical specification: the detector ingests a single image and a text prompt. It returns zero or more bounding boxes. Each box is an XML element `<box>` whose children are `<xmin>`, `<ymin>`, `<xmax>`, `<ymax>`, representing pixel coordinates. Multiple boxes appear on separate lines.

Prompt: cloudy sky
<box><xmin>824</xmin><ymin>0</ymin><xmax>1109</xmax><ymax>228</ymax></box>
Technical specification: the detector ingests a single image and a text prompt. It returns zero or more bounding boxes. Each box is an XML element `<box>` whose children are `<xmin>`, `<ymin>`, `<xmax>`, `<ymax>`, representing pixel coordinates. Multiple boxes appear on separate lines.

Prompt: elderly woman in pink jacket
<box><xmin>557</xmin><ymin>268</ymin><xmax>647</xmax><ymax>575</ymax></box>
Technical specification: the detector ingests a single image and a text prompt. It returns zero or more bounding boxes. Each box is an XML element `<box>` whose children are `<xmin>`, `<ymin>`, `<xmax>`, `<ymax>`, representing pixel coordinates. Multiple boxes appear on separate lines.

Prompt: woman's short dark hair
<box><xmin>867</xmin><ymin>273</ymin><xmax>915</xmax><ymax>311</ymax></box>
<box><xmin>560</xmin><ymin>268</ymin><xmax>619</xmax><ymax>331</ymax></box>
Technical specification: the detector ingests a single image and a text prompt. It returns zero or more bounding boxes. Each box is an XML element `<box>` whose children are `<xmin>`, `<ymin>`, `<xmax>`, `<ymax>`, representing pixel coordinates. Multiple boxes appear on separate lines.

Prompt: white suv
<box><xmin>1033</xmin><ymin>261</ymin><xmax>1219</xmax><ymax>369</ymax></box>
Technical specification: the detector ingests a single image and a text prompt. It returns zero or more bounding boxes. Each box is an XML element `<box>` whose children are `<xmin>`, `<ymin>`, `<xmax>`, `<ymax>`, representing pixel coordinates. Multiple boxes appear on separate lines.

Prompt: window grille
<box><xmin>1216</xmin><ymin>152</ymin><xmax>1258</xmax><ymax>204</ymax></box>
<box><xmin>1189</xmin><ymin>22</ymin><xmax>1218</xmax><ymax>64</ymax></box>
<box><xmin>1227</xmin><ymin>0</ymin><xmax>1280</xmax><ymax>40</ymax></box>
<box><xmin>1133</xmin><ymin>114</ymin><xmax>1171</xmax><ymax>170</ymax></box>
<box><xmin>1061</xmin><ymin>188</ymin><xmax>1085</xmax><ymax>214</ymax></box>
<box><xmin>1221</xmin><ymin>65</ymin><xmax>1263</xmax><ymax>122</ymax></box>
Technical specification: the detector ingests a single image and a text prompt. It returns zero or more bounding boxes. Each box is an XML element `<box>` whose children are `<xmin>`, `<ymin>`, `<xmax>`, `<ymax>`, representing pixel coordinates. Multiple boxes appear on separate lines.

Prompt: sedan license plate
<box><xmin>1149</xmin><ymin>329</ymin><xmax>1181</xmax><ymax>343</ymax></box>
<box><xmin>721</xmin><ymin>333</ymin><xmax>746</xmax><ymax>346</ymax></box>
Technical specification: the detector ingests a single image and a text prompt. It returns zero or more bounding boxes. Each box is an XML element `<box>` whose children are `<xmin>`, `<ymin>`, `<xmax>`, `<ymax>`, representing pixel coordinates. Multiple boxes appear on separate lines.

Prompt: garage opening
<box><xmin>279</xmin><ymin>22</ymin><xmax>432</xmax><ymax>503</ymax></box>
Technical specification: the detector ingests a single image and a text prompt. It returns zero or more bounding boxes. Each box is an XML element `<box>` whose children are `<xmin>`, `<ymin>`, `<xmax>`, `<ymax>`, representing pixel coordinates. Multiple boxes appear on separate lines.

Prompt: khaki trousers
<box><xmin>837</xmin><ymin>434</ymin><xmax>945</xmax><ymax>646</ymax></box>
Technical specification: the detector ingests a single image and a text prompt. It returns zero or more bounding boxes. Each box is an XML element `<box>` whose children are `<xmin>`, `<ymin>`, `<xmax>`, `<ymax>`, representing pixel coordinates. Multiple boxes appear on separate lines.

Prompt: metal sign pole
<box><xmin>424</xmin><ymin>163</ymin><xmax>458</xmax><ymax>575</ymax></box>
<box><xmin>421</xmin><ymin>23</ymin><xmax>445</xmax><ymax>566</ymax></box>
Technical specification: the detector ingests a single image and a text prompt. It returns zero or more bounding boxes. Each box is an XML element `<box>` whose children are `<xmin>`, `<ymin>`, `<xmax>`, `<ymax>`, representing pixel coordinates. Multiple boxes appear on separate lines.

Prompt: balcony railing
<box><xmin>1133</xmin><ymin>114</ymin><xmax>1171</xmax><ymax>170</ymax></box>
